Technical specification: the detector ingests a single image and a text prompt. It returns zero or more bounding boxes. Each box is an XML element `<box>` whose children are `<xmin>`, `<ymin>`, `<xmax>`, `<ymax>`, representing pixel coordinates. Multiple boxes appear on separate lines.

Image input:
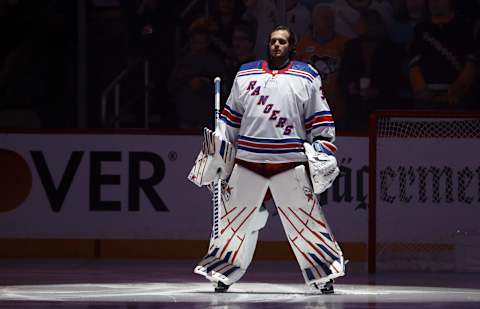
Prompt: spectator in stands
<box><xmin>242</xmin><ymin>0</ymin><xmax>279</xmax><ymax>58</ymax></box>
<box><xmin>409</xmin><ymin>0</ymin><xmax>477</xmax><ymax>109</ymax></box>
<box><xmin>225</xmin><ymin>21</ymin><xmax>256</xmax><ymax>89</ymax></box>
<box><xmin>388</xmin><ymin>0</ymin><xmax>428</xmax><ymax>104</ymax></box>
<box><xmin>286</xmin><ymin>0</ymin><xmax>311</xmax><ymax>38</ymax></box>
<box><xmin>389</xmin><ymin>0</ymin><xmax>427</xmax><ymax>46</ymax></box>
<box><xmin>296</xmin><ymin>4</ymin><xmax>348</xmax><ymax>129</ymax></box>
<box><xmin>232</xmin><ymin>21</ymin><xmax>256</xmax><ymax>65</ymax></box>
<box><xmin>209</xmin><ymin>0</ymin><xmax>245</xmax><ymax>58</ymax></box>
<box><xmin>168</xmin><ymin>20</ymin><xmax>226</xmax><ymax>129</ymax></box>
<box><xmin>339</xmin><ymin>9</ymin><xmax>403</xmax><ymax>131</ymax></box>
<box><xmin>326</xmin><ymin>0</ymin><xmax>394</xmax><ymax>39</ymax></box>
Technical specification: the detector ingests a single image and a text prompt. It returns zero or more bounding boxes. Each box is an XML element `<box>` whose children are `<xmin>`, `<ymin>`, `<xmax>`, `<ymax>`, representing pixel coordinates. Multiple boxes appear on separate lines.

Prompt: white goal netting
<box><xmin>371</xmin><ymin>113</ymin><xmax>480</xmax><ymax>272</ymax></box>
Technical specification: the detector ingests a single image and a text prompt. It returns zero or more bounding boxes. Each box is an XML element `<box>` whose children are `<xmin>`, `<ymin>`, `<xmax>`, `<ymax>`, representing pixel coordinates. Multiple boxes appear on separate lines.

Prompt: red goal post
<box><xmin>368</xmin><ymin>110</ymin><xmax>480</xmax><ymax>273</ymax></box>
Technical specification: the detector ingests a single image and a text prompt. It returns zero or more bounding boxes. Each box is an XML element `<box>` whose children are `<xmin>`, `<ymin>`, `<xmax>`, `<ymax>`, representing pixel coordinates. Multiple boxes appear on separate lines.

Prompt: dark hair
<box><xmin>268</xmin><ymin>25</ymin><xmax>297</xmax><ymax>58</ymax></box>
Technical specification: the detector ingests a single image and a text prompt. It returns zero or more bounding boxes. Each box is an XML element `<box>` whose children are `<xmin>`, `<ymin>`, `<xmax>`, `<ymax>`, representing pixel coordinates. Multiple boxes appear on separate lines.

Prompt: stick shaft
<box><xmin>214</xmin><ymin>77</ymin><xmax>221</xmax><ymax>131</ymax></box>
<box><xmin>212</xmin><ymin>77</ymin><xmax>222</xmax><ymax>241</ymax></box>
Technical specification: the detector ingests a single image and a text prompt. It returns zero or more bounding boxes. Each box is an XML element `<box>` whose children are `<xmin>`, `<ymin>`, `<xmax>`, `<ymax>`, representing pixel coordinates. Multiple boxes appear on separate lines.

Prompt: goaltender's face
<box><xmin>268</xmin><ymin>30</ymin><xmax>291</xmax><ymax>60</ymax></box>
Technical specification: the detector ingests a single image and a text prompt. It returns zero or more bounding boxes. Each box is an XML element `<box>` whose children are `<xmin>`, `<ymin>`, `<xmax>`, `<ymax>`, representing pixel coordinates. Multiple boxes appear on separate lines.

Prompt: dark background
<box><xmin>0</xmin><ymin>0</ymin><xmax>478</xmax><ymax>132</ymax></box>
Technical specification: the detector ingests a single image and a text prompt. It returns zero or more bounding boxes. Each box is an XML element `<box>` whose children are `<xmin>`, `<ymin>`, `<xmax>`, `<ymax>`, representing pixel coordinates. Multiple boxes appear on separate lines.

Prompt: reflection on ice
<box><xmin>1</xmin><ymin>281</ymin><xmax>480</xmax><ymax>304</ymax></box>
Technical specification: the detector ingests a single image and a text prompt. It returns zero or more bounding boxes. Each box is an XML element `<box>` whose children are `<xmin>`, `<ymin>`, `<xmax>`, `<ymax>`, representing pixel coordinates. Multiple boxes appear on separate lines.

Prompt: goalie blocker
<box><xmin>188</xmin><ymin>127</ymin><xmax>236</xmax><ymax>186</ymax></box>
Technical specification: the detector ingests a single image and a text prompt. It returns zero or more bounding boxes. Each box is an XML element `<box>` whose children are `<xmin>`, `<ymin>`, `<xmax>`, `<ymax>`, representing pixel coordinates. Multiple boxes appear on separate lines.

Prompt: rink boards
<box><xmin>0</xmin><ymin>131</ymin><xmax>478</xmax><ymax>260</ymax></box>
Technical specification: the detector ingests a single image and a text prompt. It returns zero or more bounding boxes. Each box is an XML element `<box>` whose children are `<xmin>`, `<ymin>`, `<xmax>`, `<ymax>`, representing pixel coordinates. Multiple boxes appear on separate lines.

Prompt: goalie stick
<box><xmin>211</xmin><ymin>77</ymin><xmax>222</xmax><ymax>244</ymax></box>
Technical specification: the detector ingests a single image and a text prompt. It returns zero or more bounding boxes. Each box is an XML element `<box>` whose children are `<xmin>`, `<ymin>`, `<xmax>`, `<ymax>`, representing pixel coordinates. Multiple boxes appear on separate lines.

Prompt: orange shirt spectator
<box><xmin>296</xmin><ymin>4</ymin><xmax>348</xmax><ymax>128</ymax></box>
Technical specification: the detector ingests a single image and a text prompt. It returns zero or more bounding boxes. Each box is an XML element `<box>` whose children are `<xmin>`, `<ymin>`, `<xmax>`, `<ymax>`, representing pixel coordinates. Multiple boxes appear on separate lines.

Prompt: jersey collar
<box><xmin>262</xmin><ymin>60</ymin><xmax>293</xmax><ymax>76</ymax></box>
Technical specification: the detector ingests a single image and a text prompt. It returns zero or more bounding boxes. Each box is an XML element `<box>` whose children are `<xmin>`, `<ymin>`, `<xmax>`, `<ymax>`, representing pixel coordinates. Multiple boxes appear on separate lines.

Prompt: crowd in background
<box><xmin>0</xmin><ymin>0</ymin><xmax>77</xmax><ymax>128</ymax></box>
<box><xmin>0</xmin><ymin>0</ymin><xmax>479</xmax><ymax>133</ymax></box>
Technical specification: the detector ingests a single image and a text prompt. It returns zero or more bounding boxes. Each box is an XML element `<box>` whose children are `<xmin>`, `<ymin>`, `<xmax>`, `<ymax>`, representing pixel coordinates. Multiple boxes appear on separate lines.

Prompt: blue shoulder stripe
<box><xmin>239</xmin><ymin>60</ymin><xmax>263</xmax><ymax>72</ymax></box>
<box><xmin>291</xmin><ymin>61</ymin><xmax>319</xmax><ymax>78</ymax></box>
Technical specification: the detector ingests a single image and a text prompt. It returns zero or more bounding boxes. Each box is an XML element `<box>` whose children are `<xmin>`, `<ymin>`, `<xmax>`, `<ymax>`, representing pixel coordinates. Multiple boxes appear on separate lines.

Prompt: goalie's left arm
<box><xmin>303</xmin><ymin>69</ymin><xmax>339</xmax><ymax>194</ymax></box>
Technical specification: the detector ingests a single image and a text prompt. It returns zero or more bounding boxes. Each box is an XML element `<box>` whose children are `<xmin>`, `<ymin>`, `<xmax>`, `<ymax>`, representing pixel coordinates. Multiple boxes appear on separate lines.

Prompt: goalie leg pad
<box><xmin>194</xmin><ymin>248</ymin><xmax>246</xmax><ymax>286</ymax></box>
<box><xmin>194</xmin><ymin>164</ymin><xmax>269</xmax><ymax>285</ymax></box>
<box><xmin>269</xmin><ymin>165</ymin><xmax>345</xmax><ymax>285</ymax></box>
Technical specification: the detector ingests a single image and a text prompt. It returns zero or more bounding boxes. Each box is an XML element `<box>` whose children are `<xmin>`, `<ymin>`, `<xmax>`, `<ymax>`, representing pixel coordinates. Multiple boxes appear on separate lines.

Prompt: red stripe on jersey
<box><xmin>305</xmin><ymin>115</ymin><xmax>334</xmax><ymax>128</ymax></box>
<box><xmin>287</xmin><ymin>69</ymin><xmax>315</xmax><ymax>80</ymax></box>
<box><xmin>222</xmin><ymin>109</ymin><xmax>242</xmax><ymax>123</ymax></box>
<box><xmin>323</xmin><ymin>142</ymin><xmax>337</xmax><ymax>153</ymax></box>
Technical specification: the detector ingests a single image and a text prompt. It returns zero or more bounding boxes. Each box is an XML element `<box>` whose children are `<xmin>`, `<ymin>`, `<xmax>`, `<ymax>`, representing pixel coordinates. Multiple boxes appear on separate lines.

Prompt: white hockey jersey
<box><xmin>219</xmin><ymin>60</ymin><xmax>335</xmax><ymax>163</ymax></box>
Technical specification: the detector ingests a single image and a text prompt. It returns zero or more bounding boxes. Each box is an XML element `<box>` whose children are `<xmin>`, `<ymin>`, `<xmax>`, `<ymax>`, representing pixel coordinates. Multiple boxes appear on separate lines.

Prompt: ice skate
<box><xmin>214</xmin><ymin>281</ymin><xmax>230</xmax><ymax>293</ymax></box>
<box><xmin>312</xmin><ymin>279</ymin><xmax>334</xmax><ymax>295</ymax></box>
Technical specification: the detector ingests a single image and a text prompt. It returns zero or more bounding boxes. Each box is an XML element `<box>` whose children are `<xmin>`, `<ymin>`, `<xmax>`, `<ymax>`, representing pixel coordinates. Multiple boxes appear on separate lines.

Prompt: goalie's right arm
<box><xmin>188</xmin><ymin>127</ymin><xmax>236</xmax><ymax>187</ymax></box>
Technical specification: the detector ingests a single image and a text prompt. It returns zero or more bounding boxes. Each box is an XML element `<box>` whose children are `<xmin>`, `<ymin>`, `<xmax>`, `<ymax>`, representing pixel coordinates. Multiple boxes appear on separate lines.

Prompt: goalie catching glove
<box><xmin>188</xmin><ymin>127</ymin><xmax>236</xmax><ymax>187</ymax></box>
<box><xmin>304</xmin><ymin>141</ymin><xmax>340</xmax><ymax>194</ymax></box>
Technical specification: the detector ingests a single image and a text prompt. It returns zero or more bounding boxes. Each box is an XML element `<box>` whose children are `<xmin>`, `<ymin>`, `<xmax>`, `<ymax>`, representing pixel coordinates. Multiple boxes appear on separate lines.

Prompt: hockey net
<box><xmin>368</xmin><ymin>111</ymin><xmax>480</xmax><ymax>273</ymax></box>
